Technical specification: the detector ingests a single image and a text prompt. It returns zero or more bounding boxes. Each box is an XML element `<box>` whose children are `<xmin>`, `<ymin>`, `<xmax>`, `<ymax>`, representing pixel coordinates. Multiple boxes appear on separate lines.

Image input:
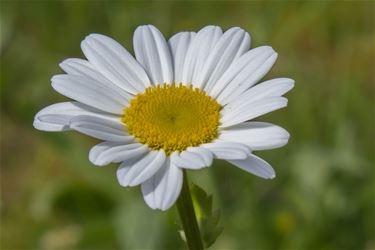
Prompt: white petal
<box><xmin>141</xmin><ymin>160</ymin><xmax>183</xmax><ymax>210</ymax></box>
<box><xmin>179</xmin><ymin>151</ymin><xmax>206</xmax><ymax>168</ymax></box>
<box><xmin>59</xmin><ymin>58</ymin><xmax>96</xmax><ymax>77</ymax></box>
<box><xmin>187</xmin><ymin>147</ymin><xmax>214</xmax><ymax>166</ymax></box>
<box><xmin>117</xmin><ymin>150</ymin><xmax>166</xmax><ymax>187</ymax></box>
<box><xmin>51</xmin><ymin>74</ymin><xmax>129</xmax><ymax>114</ymax></box>
<box><xmin>199</xmin><ymin>27</ymin><xmax>251</xmax><ymax>94</ymax></box>
<box><xmin>219</xmin><ymin>122</ymin><xmax>290</xmax><ymax>150</ymax></box>
<box><xmin>170</xmin><ymin>152</ymin><xmax>196</xmax><ymax>169</ymax></box>
<box><xmin>212</xmin><ymin>46</ymin><xmax>277</xmax><ymax>104</ymax></box>
<box><xmin>33</xmin><ymin>101</ymin><xmax>116</xmax><ymax>132</ymax></box>
<box><xmin>69</xmin><ymin>115</ymin><xmax>133</xmax><ymax>142</ymax></box>
<box><xmin>59</xmin><ymin>58</ymin><xmax>106</xmax><ymax>82</ymax></box>
<box><xmin>170</xmin><ymin>147</ymin><xmax>213</xmax><ymax>169</ymax></box>
<box><xmin>220</xmin><ymin>97</ymin><xmax>288</xmax><ymax>128</ymax></box>
<box><xmin>224</xmin><ymin>78</ymin><xmax>295</xmax><ymax>112</ymax></box>
<box><xmin>181</xmin><ymin>26</ymin><xmax>222</xmax><ymax>87</ymax></box>
<box><xmin>168</xmin><ymin>32</ymin><xmax>196</xmax><ymax>85</ymax></box>
<box><xmin>229</xmin><ymin>154</ymin><xmax>276</xmax><ymax>179</ymax></box>
<box><xmin>170</xmin><ymin>152</ymin><xmax>202</xmax><ymax>170</ymax></box>
<box><xmin>81</xmin><ymin>34</ymin><xmax>150</xmax><ymax>94</ymax></box>
<box><xmin>133</xmin><ymin>25</ymin><xmax>173</xmax><ymax>85</ymax></box>
<box><xmin>202</xmin><ymin>141</ymin><xmax>250</xmax><ymax>160</ymax></box>
<box><xmin>88</xmin><ymin>142</ymin><xmax>116</xmax><ymax>166</ymax></box>
<box><xmin>59</xmin><ymin>58</ymin><xmax>135</xmax><ymax>103</ymax></box>
<box><xmin>89</xmin><ymin>142</ymin><xmax>148</xmax><ymax>166</ymax></box>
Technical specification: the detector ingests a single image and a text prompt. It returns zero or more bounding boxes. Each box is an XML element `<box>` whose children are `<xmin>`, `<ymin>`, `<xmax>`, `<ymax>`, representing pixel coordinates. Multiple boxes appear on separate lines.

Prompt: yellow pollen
<box><xmin>122</xmin><ymin>83</ymin><xmax>221</xmax><ymax>155</ymax></box>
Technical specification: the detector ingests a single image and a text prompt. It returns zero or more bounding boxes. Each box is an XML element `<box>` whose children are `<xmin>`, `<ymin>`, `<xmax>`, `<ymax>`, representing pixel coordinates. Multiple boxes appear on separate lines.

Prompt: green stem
<box><xmin>176</xmin><ymin>170</ymin><xmax>204</xmax><ymax>250</ymax></box>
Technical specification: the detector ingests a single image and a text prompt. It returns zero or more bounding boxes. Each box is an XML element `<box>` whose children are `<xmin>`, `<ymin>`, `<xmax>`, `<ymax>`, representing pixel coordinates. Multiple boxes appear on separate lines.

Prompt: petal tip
<box><xmin>269</xmin><ymin>171</ymin><xmax>276</xmax><ymax>179</ymax></box>
<box><xmin>32</xmin><ymin>118</ymin><xmax>42</xmax><ymax>130</ymax></box>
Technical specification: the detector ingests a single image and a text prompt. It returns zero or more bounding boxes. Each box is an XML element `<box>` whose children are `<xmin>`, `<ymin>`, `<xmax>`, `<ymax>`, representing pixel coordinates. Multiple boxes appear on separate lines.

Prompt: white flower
<box><xmin>34</xmin><ymin>25</ymin><xmax>294</xmax><ymax>211</ymax></box>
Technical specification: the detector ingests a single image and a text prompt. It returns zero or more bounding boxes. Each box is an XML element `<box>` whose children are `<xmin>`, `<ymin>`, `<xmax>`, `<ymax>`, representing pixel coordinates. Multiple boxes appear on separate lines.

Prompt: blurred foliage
<box><xmin>0</xmin><ymin>1</ymin><xmax>374</xmax><ymax>249</ymax></box>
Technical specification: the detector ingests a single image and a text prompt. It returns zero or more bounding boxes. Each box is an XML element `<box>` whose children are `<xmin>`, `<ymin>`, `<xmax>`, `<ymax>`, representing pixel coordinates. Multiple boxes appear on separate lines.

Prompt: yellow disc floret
<box><xmin>122</xmin><ymin>83</ymin><xmax>221</xmax><ymax>155</ymax></box>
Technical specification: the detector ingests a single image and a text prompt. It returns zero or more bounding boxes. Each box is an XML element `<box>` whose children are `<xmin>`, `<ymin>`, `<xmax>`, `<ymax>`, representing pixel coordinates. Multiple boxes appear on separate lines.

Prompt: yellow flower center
<box><xmin>122</xmin><ymin>83</ymin><xmax>221</xmax><ymax>155</ymax></box>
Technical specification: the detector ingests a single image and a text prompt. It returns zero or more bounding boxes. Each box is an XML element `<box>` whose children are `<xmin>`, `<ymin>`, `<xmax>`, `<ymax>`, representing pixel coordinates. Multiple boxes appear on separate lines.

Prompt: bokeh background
<box><xmin>1</xmin><ymin>1</ymin><xmax>374</xmax><ymax>249</ymax></box>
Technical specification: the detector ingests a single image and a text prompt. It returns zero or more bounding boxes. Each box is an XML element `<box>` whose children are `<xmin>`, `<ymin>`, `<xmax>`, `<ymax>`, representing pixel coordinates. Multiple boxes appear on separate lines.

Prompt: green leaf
<box><xmin>190</xmin><ymin>183</ymin><xmax>223</xmax><ymax>248</ymax></box>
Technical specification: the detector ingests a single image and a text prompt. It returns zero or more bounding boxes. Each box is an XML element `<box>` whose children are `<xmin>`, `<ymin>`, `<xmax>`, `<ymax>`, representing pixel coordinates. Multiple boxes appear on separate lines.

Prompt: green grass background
<box><xmin>1</xmin><ymin>1</ymin><xmax>374</xmax><ymax>249</ymax></box>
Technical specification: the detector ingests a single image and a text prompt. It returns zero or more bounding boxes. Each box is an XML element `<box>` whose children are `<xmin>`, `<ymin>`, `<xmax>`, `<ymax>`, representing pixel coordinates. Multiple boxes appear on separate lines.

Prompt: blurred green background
<box><xmin>1</xmin><ymin>1</ymin><xmax>374</xmax><ymax>249</ymax></box>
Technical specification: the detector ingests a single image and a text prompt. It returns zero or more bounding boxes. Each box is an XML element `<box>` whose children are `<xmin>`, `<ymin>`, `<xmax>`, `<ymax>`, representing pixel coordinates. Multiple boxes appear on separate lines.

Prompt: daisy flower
<box><xmin>34</xmin><ymin>25</ymin><xmax>294</xmax><ymax>211</ymax></box>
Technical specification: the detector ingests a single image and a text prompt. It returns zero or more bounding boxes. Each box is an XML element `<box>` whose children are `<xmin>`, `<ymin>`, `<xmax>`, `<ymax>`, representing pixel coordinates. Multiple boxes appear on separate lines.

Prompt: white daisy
<box><xmin>34</xmin><ymin>25</ymin><xmax>294</xmax><ymax>211</ymax></box>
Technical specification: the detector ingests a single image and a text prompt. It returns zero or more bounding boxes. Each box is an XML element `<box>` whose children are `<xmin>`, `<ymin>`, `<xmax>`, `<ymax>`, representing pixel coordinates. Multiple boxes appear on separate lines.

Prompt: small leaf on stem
<box><xmin>190</xmin><ymin>183</ymin><xmax>223</xmax><ymax>248</ymax></box>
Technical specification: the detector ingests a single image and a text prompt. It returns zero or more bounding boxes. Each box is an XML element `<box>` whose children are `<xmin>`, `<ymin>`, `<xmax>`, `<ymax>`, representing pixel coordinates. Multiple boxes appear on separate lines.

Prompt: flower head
<box><xmin>34</xmin><ymin>25</ymin><xmax>294</xmax><ymax>210</ymax></box>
